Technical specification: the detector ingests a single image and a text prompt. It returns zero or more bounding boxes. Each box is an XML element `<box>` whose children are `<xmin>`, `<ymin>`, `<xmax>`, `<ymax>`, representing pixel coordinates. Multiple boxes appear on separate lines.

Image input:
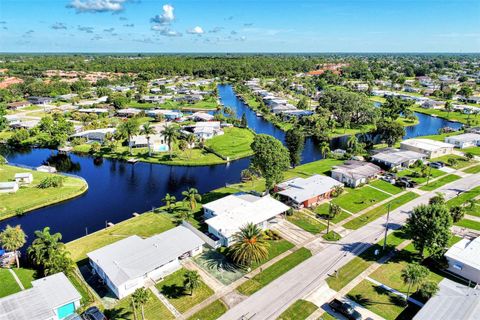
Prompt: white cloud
<box><xmin>68</xmin><ymin>0</ymin><xmax>127</xmax><ymax>13</ymax></box>
<box><xmin>151</xmin><ymin>26</ymin><xmax>182</xmax><ymax>37</ymax></box>
<box><xmin>51</xmin><ymin>22</ymin><xmax>67</xmax><ymax>30</ymax></box>
<box><xmin>187</xmin><ymin>26</ymin><xmax>204</xmax><ymax>35</ymax></box>
<box><xmin>150</xmin><ymin>4</ymin><xmax>175</xmax><ymax>25</ymax></box>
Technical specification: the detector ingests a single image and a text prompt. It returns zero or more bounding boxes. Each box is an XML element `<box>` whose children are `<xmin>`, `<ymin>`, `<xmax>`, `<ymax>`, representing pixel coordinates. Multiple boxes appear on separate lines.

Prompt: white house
<box><xmin>400</xmin><ymin>139</ymin><xmax>454</xmax><ymax>159</ymax></box>
<box><xmin>36</xmin><ymin>165</ymin><xmax>57</xmax><ymax>173</ymax></box>
<box><xmin>445</xmin><ymin>237</ymin><xmax>480</xmax><ymax>284</ymax></box>
<box><xmin>129</xmin><ymin>134</ymin><xmax>169</xmax><ymax>152</ymax></box>
<box><xmin>370</xmin><ymin>148</ymin><xmax>426</xmax><ymax>169</ymax></box>
<box><xmin>70</xmin><ymin>128</ymin><xmax>116</xmax><ymax>143</ymax></box>
<box><xmin>445</xmin><ymin>133</ymin><xmax>480</xmax><ymax>149</ymax></box>
<box><xmin>14</xmin><ymin>172</ymin><xmax>33</xmax><ymax>185</ymax></box>
<box><xmin>0</xmin><ymin>272</ymin><xmax>81</xmax><ymax>320</ymax></box>
<box><xmin>331</xmin><ymin>161</ymin><xmax>382</xmax><ymax>188</ymax></box>
<box><xmin>87</xmin><ymin>226</ymin><xmax>204</xmax><ymax>299</ymax></box>
<box><xmin>0</xmin><ymin>182</ymin><xmax>19</xmax><ymax>193</ymax></box>
<box><xmin>192</xmin><ymin>122</ymin><xmax>223</xmax><ymax>140</ymax></box>
<box><xmin>203</xmin><ymin>193</ymin><xmax>289</xmax><ymax>247</ymax></box>
<box><xmin>191</xmin><ymin>112</ymin><xmax>214</xmax><ymax>122</ymax></box>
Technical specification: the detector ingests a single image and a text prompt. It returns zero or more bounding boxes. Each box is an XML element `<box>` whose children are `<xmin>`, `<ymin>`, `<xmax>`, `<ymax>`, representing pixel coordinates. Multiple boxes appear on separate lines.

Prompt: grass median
<box><xmin>277</xmin><ymin>299</ymin><xmax>318</xmax><ymax>320</ymax></box>
<box><xmin>419</xmin><ymin>174</ymin><xmax>461</xmax><ymax>191</ymax></box>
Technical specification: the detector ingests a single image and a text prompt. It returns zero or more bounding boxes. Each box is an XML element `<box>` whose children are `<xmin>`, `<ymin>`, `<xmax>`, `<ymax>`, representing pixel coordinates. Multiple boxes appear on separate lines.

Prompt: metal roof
<box><xmin>277</xmin><ymin>174</ymin><xmax>343</xmax><ymax>204</ymax></box>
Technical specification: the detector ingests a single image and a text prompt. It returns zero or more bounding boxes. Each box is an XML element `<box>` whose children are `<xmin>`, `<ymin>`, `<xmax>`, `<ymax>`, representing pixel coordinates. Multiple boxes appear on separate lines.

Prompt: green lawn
<box><xmin>187</xmin><ymin>299</ymin><xmax>228</xmax><ymax>320</ymax></box>
<box><xmin>205</xmin><ymin>127</ymin><xmax>255</xmax><ymax>160</ymax></box>
<box><xmin>411</xmin><ymin>106</ymin><xmax>480</xmax><ymax>125</ymax></box>
<box><xmin>155</xmin><ymin>268</ymin><xmax>214</xmax><ymax>313</ymax></box>
<box><xmin>111</xmin><ymin>289</ymin><xmax>174</xmax><ymax>320</ymax></box>
<box><xmin>397</xmin><ymin>166</ymin><xmax>445</xmax><ymax>184</ymax></box>
<box><xmin>314</xmin><ymin>203</ymin><xmax>351</xmax><ymax>224</ymax></box>
<box><xmin>419</xmin><ymin>174</ymin><xmax>461</xmax><ymax>191</ymax></box>
<box><xmin>0</xmin><ymin>269</ymin><xmax>22</xmax><ymax>298</ymax></box>
<box><xmin>287</xmin><ymin>211</ymin><xmax>326</xmax><ymax>234</ymax></box>
<box><xmin>236</xmin><ymin>248</ymin><xmax>312</xmax><ymax>296</ymax></box>
<box><xmin>0</xmin><ymin>165</ymin><xmax>88</xmax><ymax>221</ymax></box>
<box><xmin>369</xmin><ymin>180</ymin><xmax>403</xmax><ymax>195</ymax></box>
<box><xmin>344</xmin><ymin>192</ymin><xmax>419</xmax><ymax>230</ymax></box>
<box><xmin>291</xmin><ymin>159</ymin><xmax>344</xmax><ymax>176</ymax></box>
<box><xmin>277</xmin><ymin>299</ymin><xmax>318</xmax><ymax>320</ymax></box>
<box><xmin>464</xmin><ymin>164</ymin><xmax>480</xmax><ymax>174</ymax></box>
<box><xmin>322</xmin><ymin>231</ymin><xmax>341</xmax><ymax>241</ymax></box>
<box><xmin>455</xmin><ymin>218</ymin><xmax>480</xmax><ymax>231</ymax></box>
<box><xmin>332</xmin><ymin>186</ymin><xmax>391</xmax><ymax>214</ymax></box>
<box><xmin>13</xmin><ymin>268</ymin><xmax>36</xmax><ymax>289</ymax></box>
<box><xmin>463</xmin><ymin>146</ymin><xmax>480</xmax><ymax>156</ymax></box>
<box><xmin>446</xmin><ymin>186</ymin><xmax>480</xmax><ymax>217</ymax></box>
<box><xmin>66</xmin><ymin>212</ymin><xmax>176</xmax><ymax>262</ymax></box>
<box><xmin>432</xmin><ymin>154</ymin><xmax>475</xmax><ymax>169</ymax></box>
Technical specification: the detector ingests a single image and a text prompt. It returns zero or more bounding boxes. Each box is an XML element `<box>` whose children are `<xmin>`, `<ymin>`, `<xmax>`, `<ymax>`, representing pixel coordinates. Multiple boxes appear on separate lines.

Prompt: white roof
<box><xmin>371</xmin><ymin>149</ymin><xmax>426</xmax><ymax>165</ymax></box>
<box><xmin>14</xmin><ymin>173</ymin><xmax>32</xmax><ymax>178</ymax></box>
<box><xmin>401</xmin><ymin>138</ymin><xmax>454</xmax><ymax>152</ymax></box>
<box><xmin>445</xmin><ymin>237</ymin><xmax>480</xmax><ymax>270</ymax></box>
<box><xmin>192</xmin><ymin>112</ymin><xmax>214</xmax><ymax>121</ymax></box>
<box><xmin>0</xmin><ymin>182</ymin><xmax>18</xmax><ymax>189</ymax></box>
<box><xmin>195</xmin><ymin>121</ymin><xmax>220</xmax><ymax>128</ymax></box>
<box><xmin>277</xmin><ymin>174</ymin><xmax>343</xmax><ymax>204</ymax></box>
<box><xmin>130</xmin><ymin>134</ymin><xmax>164</xmax><ymax>145</ymax></box>
<box><xmin>446</xmin><ymin>133</ymin><xmax>480</xmax><ymax>143</ymax></box>
<box><xmin>87</xmin><ymin>226</ymin><xmax>204</xmax><ymax>288</ymax></box>
<box><xmin>204</xmin><ymin>194</ymin><xmax>289</xmax><ymax>238</ymax></box>
<box><xmin>71</xmin><ymin>128</ymin><xmax>116</xmax><ymax>139</ymax></box>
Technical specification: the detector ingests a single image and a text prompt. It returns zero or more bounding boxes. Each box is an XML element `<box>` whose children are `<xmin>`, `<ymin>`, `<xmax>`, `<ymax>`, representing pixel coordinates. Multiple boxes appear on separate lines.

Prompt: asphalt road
<box><xmin>219</xmin><ymin>174</ymin><xmax>480</xmax><ymax>320</ymax></box>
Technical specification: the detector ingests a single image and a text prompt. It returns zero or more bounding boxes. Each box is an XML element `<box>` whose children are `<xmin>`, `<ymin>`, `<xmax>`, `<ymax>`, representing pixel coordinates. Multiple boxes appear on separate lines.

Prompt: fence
<box><xmin>181</xmin><ymin>220</ymin><xmax>220</xmax><ymax>249</ymax></box>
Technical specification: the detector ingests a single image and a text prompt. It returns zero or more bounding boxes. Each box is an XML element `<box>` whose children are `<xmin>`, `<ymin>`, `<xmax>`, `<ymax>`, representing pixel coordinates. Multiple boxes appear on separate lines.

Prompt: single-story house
<box><xmin>36</xmin><ymin>165</ymin><xmax>57</xmax><ymax>173</ymax></box>
<box><xmin>77</xmin><ymin>108</ymin><xmax>109</xmax><ymax>115</ymax></box>
<box><xmin>400</xmin><ymin>139</ymin><xmax>454</xmax><ymax>159</ymax></box>
<box><xmin>0</xmin><ymin>272</ymin><xmax>81</xmax><ymax>320</ymax></box>
<box><xmin>129</xmin><ymin>134</ymin><xmax>169</xmax><ymax>152</ymax></box>
<box><xmin>413</xmin><ymin>278</ymin><xmax>480</xmax><ymax>320</ymax></box>
<box><xmin>203</xmin><ymin>193</ymin><xmax>290</xmax><ymax>247</ymax></box>
<box><xmin>14</xmin><ymin>172</ymin><xmax>33</xmax><ymax>185</ymax></box>
<box><xmin>191</xmin><ymin>121</ymin><xmax>223</xmax><ymax>140</ymax></box>
<box><xmin>6</xmin><ymin>101</ymin><xmax>31</xmax><ymax>110</ymax></box>
<box><xmin>275</xmin><ymin>174</ymin><xmax>344</xmax><ymax>208</ymax></box>
<box><xmin>116</xmin><ymin>108</ymin><xmax>141</xmax><ymax>117</ymax></box>
<box><xmin>70</xmin><ymin>128</ymin><xmax>116</xmax><ymax>143</ymax></box>
<box><xmin>466</xmin><ymin>127</ymin><xmax>480</xmax><ymax>135</ymax></box>
<box><xmin>87</xmin><ymin>226</ymin><xmax>204</xmax><ymax>299</ymax></box>
<box><xmin>331</xmin><ymin>160</ymin><xmax>382</xmax><ymax>188</ymax></box>
<box><xmin>0</xmin><ymin>182</ymin><xmax>19</xmax><ymax>193</ymax></box>
<box><xmin>445</xmin><ymin>133</ymin><xmax>480</xmax><ymax>149</ymax></box>
<box><xmin>146</xmin><ymin>109</ymin><xmax>183</xmax><ymax>120</ymax></box>
<box><xmin>57</xmin><ymin>94</ymin><xmax>78</xmax><ymax>101</ymax></box>
<box><xmin>9</xmin><ymin>119</ymin><xmax>40</xmax><ymax>130</ymax></box>
<box><xmin>445</xmin><ymin>237</ymin><xmax>480</xmax><ymax>284</ymax></box>
<box><xmin>191</xmin><ymin>112</ymin><xmax>214</xmax><ymax>122</ymax></box>
<box><xmin>370</xmin><ymin>148</ymin><xmax>426</xmax><ymax>169</ymax></box>
<box><xmin>28</xmin><ymin>96</ymin><xmax>53</xmax><ymax>105</ymax></box>
<box><xmin>140</xmin><ymin>95</ymin><xmax>164</xmax><ymax>103</ymax></box>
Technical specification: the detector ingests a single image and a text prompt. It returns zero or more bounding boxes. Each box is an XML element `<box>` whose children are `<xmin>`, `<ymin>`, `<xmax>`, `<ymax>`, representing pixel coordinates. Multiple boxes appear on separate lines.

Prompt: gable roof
<box><xmin>332</xmin><ymin>160</ymin><xmax>381</xmax><ymax>180</ymax></box>
<box><xmin>276</xmin><ymin>174</ymin><xmax>343</xmax><ymax>203</ymax></box>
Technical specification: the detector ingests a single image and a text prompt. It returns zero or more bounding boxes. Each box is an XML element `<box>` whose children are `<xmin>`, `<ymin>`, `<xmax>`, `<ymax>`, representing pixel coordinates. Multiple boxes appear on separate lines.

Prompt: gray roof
<box><xmin>371</xmin><ymin>149</ymin><xmax>426</xmax><ymax>165</ymax></box>
<box><xmin>277</xmin><ymin>174</ymin><xmax>343</xmax><ymax>204</ymax></box>
<box><xmin>332</xmin><ymin>160</ymin><xmax>381</xmax><ymax>180</ymax></box>
<box><xmin>414</xmin><ymin>278</ymin><xmax>480</xmax><ymax>320</ymax></box>
<box><xmin>87</xmin><ymin>226</ymin><xmax>204</xmax><ymax>288</ymax></box>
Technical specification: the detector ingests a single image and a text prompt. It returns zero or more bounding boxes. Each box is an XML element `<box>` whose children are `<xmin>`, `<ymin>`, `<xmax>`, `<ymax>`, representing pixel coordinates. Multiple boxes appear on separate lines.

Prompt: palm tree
<box><xmin>230</xmin><ymin>223</ymin><xmax>270</xmax><ymax>266</ymax></box>
<box><xmin>186</xmin><ymin>134</ymin><xmax>196</xmax><ymax>159</ymax></box>
<box><xmin>326</xmin><ymin>203</ymin><xmax>341</xmax><ymax>234</ymax></box>
<box><xmin>132</xmin><ymin>288</ymin><xmax>150</xmax><ymax>320</ymax></box>
<box><xmin>347</xmin><ymin>135</ymin><xmax>358</xmax><ymax>154</ymax></box>
<box><xmin>183</xmin><ymin>270</ymin><xmax>201</xmax><ymax>296</ymax></box>
<box><xmin>401</xmin><ymin>263</ymin><xmax>429</xmax><ymax>300</ymax></box>
<box><xmin>162</xmin><ymin>193</ymin><xmax>176</xmax><ymax>212</ymax></box>
<box><xmin>320</xmin><ymin>142</ymin><xmax>330</xmax><ymax>158</ymax></box>
<box><xmin>178</xmin><ymin>209</ymin><xmax>194</xmax><ymax>222</ymax></box>
<box><xmin>182</xmin><ymin>188</ymin><xmax>202</xmax><ymax>212</ymax></box>
<box><xmin>162</xmin><ymin>124</ymin><xmax>179</xmax><ymax>159</ymax></box>
<box><xmin>445</xmin><ymin>101</ymin><xmax>453</xmax><ymax>117</ymax></box>
<box><xmin>0</xmin><ymin>225</ymin><xmax>26</xmax><ymax>268</ymax></box>
<box><xmin>118</xmin><ymin>118</ymin><xmax>139</xmax><ymax>155</ymax></box>
<box><xmin>140</xmin><ymin>122</ymin><xmax>156</xmax><ymax>157</ymax></box>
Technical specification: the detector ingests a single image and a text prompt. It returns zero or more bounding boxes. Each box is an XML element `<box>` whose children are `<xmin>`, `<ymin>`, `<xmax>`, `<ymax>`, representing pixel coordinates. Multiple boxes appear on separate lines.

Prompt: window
<box><xmin>453</xmin><ymin>263</ymin><xmax>463</xmax><ymax>271</ymax></box>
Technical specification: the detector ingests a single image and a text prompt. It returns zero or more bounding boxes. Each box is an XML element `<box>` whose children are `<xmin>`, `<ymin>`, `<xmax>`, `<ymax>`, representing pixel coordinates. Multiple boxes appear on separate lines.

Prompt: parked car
<box><xmin>381</xmin><ymin>173</ymin><xmax>397</xmax><ymax>184</ymax></box>
<box><xmin>329</xmin><ymin>299</ymin><xmax>362</xmax><ymax>320</ymax></box>
<box><xmin>65</xmin><ymin>314</ymin><xmax>83</xmax><ymax>320</ymax></box>
<box><xmin>429</xmin><ymin>161</ymin><xmax>444</xmax><ymax>169</ymax></box>
<box><xmin>82</xmin><ymin>307</ymin><xmax>107</xmax><ymax>320</ymax></box>
<box><xmin>395</xmin><ymin>177</ymin><xmax>416</xmax><ymax>188</ymax></box>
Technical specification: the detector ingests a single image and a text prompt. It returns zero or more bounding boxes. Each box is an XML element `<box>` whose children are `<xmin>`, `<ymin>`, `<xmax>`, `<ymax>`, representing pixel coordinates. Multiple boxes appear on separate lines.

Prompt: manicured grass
<box><xmin>411</xmin><ymin>106</ymin><xmax>479</xmax><ymax>125</ymax></box>
<box><xmin>455</xmin><ymin>218</ymin><xmax>480</xmax><ymax>231</ymax></box>
<box><xmin>112</xmin><ymin>289</ymin><xmax>175</xmax><ymax>320</ymax></box>
<box><xmin>0</xmin><ymin>269</ymin><xmax>22</xmax><ymax>298</ymax></box>
<box><xmin>205</xmin><ymin>127</ymin><xmax>255</xmax><ymax>160</ymax></box>
<box><xmin>419</xmin><ymin>174</ymin><xmax>461</xmax><ymax>191</ymax></box>
<box><xmin>277</xmin><ymin>299</ymin><xmax>318</xmax><ymax>320</ymax></box>
<box><xmin>432</xmin><ymin>154</ymin><xmax>475</xmax><ymax>169</ymax></box>
<box><xmin>291</xmin><ymin>159</ymin><xmax>344</xmax><ymax>176</ymax></box>
<box><xmin>236</xmin><ymin>248</ymin><xmax>312</xmax><ymax>296</ymax></box>
<box><xmin>66</xmin><ymin>212</ymin><xmax>176</xmax><ymax>262</ymax></box>
<box><xmin>68</xmin><ymin>271</ymin><xmax>96</xmax><ymax>307</ymax></box>
<box><xmin>12</xmin><ymin>268</ymin><xmax>36</xmax><ymax>289</ymax></box>
<box><xmin>322</xmin><ymin>231</ymin><xmax>341</xmax><ymax>241</ymax></box>
<box><xmin>287</xmin><ymin>211</ymin><xmax>326</xmax><ymax>234</ymax></box>
<box><xmin>155</xmin><ymin>268</ymin><xmax>214</xmax><ymax>313</ymax></box>
<box><xmin>463</xmin><ymin>146</ymin><xmax>480</xmax><ymax>156</ymax></box>
<box><xmin>369</xmin><ymin>180</ymin><xmax>403</xmax><ymax>195</ymax></box>
<box><xmin>314</xmin><ymin>203</ymin><xmax>351</xmax><ymax>224</ymax></box>
<box><xmin>187</xmin><ymin>299</ymin><xmax>228</xmax><ymax>320</ymax></box>
<box><xmin>319</xmin><ymin>312</ymin><xmax>337</xmax><ymax>320</ymax></box>
<box><xmin>343</xmin><ymin>192</ymin><xmax>419</xmax><ymax>230</ymax></box>
<box><xmin>397</xmin><ymin>166</ymin><xmax>446</xmax><ymax>184</ymax></box>
<box><xmin>332</xmin><ymin>186</ymin><xmax>391</xmax><ymax>214</ymax></box>
<box><xmin>0</xmin><ymin>165</ymin><xmax>88</xmax><ymax>221</ymax></box>
<box><xmin>464</xmin><ymin>164</ymin><xmax>480</xmax><ymax>174</ymax></box>
<box><xmin>446</xmin><ymin>186</ymin><xmax>480</xmax><ymax>217</ymax></box>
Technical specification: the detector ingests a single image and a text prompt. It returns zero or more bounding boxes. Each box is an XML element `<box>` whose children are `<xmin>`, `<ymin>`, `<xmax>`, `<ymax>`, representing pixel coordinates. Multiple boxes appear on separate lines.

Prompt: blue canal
<box><xmin>0</xmin><ymin>84</ymin><xmax>463</xmax><ymax>244</ymax></box>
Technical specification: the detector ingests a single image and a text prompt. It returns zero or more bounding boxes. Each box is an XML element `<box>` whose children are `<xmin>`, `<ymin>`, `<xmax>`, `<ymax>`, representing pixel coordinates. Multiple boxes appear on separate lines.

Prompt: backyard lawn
<box><xmin>291</xmin><ymin>159</ymin><xmax>343</xmax><ymax>176</ymax></box>
<box><xmin>236</xmin><ymin>248</ymin><xmax>312</xmax><ymax>296</ymax></box>
<box><xmin>205</xmin><ymin>127</ymin><xmax>255</xmax><ymax>160</ymax></box>
<box><xmin>277</xmin><ymin>299</ymin><xmax>318</xmax><ymax>320</ymax></box>
<box><xmin>12</xmin><ymin>268</ymin><xmax>36</xmax><ymax>289</ymax></box>
<box><xmin>0</xmin><ymin>269</ymin><xmax>23</xmax><ymax>298</ymax></box>
<box><xmin>111</xmin><ymin>289</ymin><xmax>175</xmax><ymax>320</ymax></box>
<box><xmin>419</xmin><ymin>174</ymin><xmax>461</xmax><ymax>191</ymax></box>
<box><xmin>0</xmin><ymin>165</ymin><xmax>88</xmax><ymax>221</ymax></box>
<box><xmin>332</xmin><ymin>186</ymin><xmax>391</xmax><ymax>214</ymax></box>
<box><xmin>287</xmin><ymin>211</ymin><xmax>326</xmax><ymax>234</ymax></box>
<box><xmin>155</xmin><ymin>268</ymin><xmax>214</xmax><ymax>313</ymax></box>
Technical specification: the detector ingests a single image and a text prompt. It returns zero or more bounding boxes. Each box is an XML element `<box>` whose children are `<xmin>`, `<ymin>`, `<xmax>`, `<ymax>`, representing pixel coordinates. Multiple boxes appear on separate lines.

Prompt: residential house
<box><xmin>14</xmin><ymin>173</ymin><xmax>33</xmax><ymax>185</ymax></box>
<box><xmin>6</xmin><ymin>101</ymin><xmax>31</xmax><ymax>110</ymax></box>
<box><xmin>275</xmin><ymin>174</ymin><xmax>344</xmax><ymax>208</ymax></box>
<box><xmin>9</xmin><ymin>119</ymin><xmax>40</xmax><ymax>130</ymax></box>
<box><xmin>88</xmin><ymin>226</ymin><xmax>204</xmax><ymax>299</ymax></box>
<box><xmin>36</xmin><ymin>165</ymin><xmax>57</xmax><ymax>173</ymax></box>
<box><xmin>116</xmin><ymin>108</ymin><xmax>141</xmax><ymax>117</ymax></box>
<box><xmin>140</xmin><ymin>95</ymin><xmax>164</xmax><ymax>104</ymax></box>
<box><xmin>400</xmin><ymin>138</ymin><xmax>454</xmax><ymax>159</ymax></box>
<box><xmin>70</xmin><ymin>128</ymin><xmax>116</xmax><ymax>143</ymax></box>
<box><xmin>0</xmin><ymin>182</ymin><xmax>19</xmax><ymax>193</ymax></box>
<box><xmin>77</xmin><ymin>108</ymin><xmax>109</xmax><ymax>115</ymax></box>
<box><xmin>445</xmin><ymin>237</ymin><xmax>480</xmax><ymax>284</ymax></box>
<box><xmin>331</xmin><ymin>160</ymin><xmax>382</xmax><ymax>188</ymax></box>
<box><xmin>27</xmin><ymin>96</ymin><xmax>53</xmax><ymax>105</ymax></box>
<box><xmin>203</xmin><ymin>193</ymin><xmax>290</xmax><ymax>247</ymax></box>
<box><xmin>57</xmin><ymin>94</ymin><xmax>78</xmax><ymax>101</ymax></box>
<box><xmin>191</xmin><ymin>112</ymin><xmax>214</xmax><ymax>122</ymax></box>
<box><xmin>445</xmin><ymin>133</ymin><xmax>480</xmax><ymax>149</ymax></box>
<box><xmin>129</xmin><ymin>134</ymin><xmax>169</xmax><ymax>152</ymax></box>
<box><xmin>146</xmin><ymin>109</ymin><xmax>183</xmax><ymax>121</ymax></box>
<box><xmin>190</xmin><ymin>121</ymin><xmax>223</xmax><ymax>140</ymax></box>
<box><xmin>370</xmin><ymin>148</ymin><xmax>426</xmax><ymax>169</ymax></box>
<box><xmin>0</xmin><ymin>272</ymin><xmax>82</xmax><ymax>320</ymax></box>
<box><xmin>466</xmin><ymin>127</ymin><xmax>480</xmax><ymax>134</ymax></box>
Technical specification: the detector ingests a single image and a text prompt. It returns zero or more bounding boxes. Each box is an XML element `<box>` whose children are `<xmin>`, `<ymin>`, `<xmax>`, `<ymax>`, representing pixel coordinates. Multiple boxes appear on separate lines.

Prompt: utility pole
<box><xmin>425</xmin><ymin>164</ymin><xmax>432</xmax><ymax>186</ymax></box>
<box><xmin>383</xmin><ymin>203</ymin><xmax>392</xmax><ymax>251</ymax></box>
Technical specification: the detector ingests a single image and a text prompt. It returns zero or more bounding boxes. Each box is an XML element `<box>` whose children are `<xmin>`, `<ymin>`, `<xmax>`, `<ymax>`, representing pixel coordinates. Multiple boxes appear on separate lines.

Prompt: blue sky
<box><xmin>0</xmin><ymin>0</ymin><xmax>479</xmax><ymax>52</ymax></box>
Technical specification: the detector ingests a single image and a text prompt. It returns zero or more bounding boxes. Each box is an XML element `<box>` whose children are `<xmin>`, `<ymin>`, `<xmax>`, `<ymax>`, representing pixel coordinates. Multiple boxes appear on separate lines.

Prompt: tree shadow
<box><xmin>160</xmin><ymin>284</ymin><xmax>186</xmax><ymax>299</ymax></box>
<box><xmin>199</xmin><ymin>249</ymin><xmax>245</xmax><ymax>273</ymax></box>
<box><xmin>347</xmin><ymin>293</ymin><xmax>372</xmax><ymax>306</ymax></box>
<box><xmin>104</xmin><ymin>306</ymin><xmax>133</xmax><ymax>320</ymax></box>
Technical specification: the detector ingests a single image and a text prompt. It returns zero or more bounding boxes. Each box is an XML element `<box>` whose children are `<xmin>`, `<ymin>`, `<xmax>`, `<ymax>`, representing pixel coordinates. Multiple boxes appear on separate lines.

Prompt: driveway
<box><xmin>270</xmin><ymin>217</ymin><xmax>314</xmax><ymax>245</ymax></box>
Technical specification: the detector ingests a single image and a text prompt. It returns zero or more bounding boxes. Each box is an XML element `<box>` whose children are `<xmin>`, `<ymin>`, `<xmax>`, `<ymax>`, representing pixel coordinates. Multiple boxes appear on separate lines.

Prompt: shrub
<box><xmin>37</xmin><ymin>176</ymin><xmax>64</xmax><ymax>189</ymax></box>
<box><xmin>263</xmin><ymin>229</ymin><xmax>282</xmax><ymax>240</ymax></box>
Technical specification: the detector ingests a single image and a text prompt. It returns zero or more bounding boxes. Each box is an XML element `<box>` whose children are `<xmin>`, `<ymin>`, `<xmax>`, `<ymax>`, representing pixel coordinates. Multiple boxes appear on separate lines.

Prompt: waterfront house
<box><xmin>116</xmin><ymin>108</ymin><xmax>141</xmax><ymax>118</ymax></box>
<box><xmin>36</xmin><ymin>165</ymin><xmax>57</xmax><ymax>173</ymax></box>
<box><xmin>445</xmin><ymin>237</ymin><xmax>480</xmax><ymax>285</ymax></box>
<box><xmin>400</xmin><ymin>138</ymin><xmax>454</xmax><ymax>159</ymax></box>
<box><xmin>129</xmin><ymin>134</ymin><xmax>169</xmax><ymax>152</ymax></box>
<box><xmin>203</xmin><ymin>193</ymin><xmax>290</xmax><ymax>247</ymax></box>
<box><xmin>70</xmin><ymin>128</ymin><xmax>116</xmax><ymax>143</ymax></box>
<box><xmin>14</xmin><ymin>173</ymin><xmax>33</xmax><ymax>185</ymax></box>
<box><xmin>275</xmin><ymin>175</ymin><xmax>344</xmax><ymax>208</ymax></box>
<box><xmin>146</xmin><ymin>109</ymin><xmax>183</xmax><ymax>121</ymax></box>
<box><xmin>331</xmin><ymin>160</ymin><xmax>382</xmax><ymax>188</ymax></box>
<box><xmin>191</xmin><ymin>121</ymin><xmax>223</xmax><ymax>140</ymax></box>
<box><xmin>0</xmin><ymin>272</ymin><xmax>81</xmax><ymax>320</ymax></box>
<box><xmin>0</xmin><ymin>182</ymin><xmax>19</xmax><ymax>193</ymax></box>
<box><xmin>87</xmin><ymin>226</ymin><xmax>204</xmax><ymax>299</ymax></box>
<box><xmin>6</xmin><ymin>101</ymin><xmax>31</xmax><ymax>110</ymax></box>
<box><xmin>370</xmin><ymin>148</ymin><xmax>426</xmax><ymax>169</ymax></box>
<box><xmin>191</xmin><ymin>112</ymin><xmax>214</xmax><ymax>122</ymax></box>
<box><xmin>445</xmin><ymin>133</ymin><xmax>480</xmax><ymax>149</ymax></box>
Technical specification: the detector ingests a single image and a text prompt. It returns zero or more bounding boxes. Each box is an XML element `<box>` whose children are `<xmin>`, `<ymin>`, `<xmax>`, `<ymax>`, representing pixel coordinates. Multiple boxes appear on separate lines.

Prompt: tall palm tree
<box><xmin>118</xmin><ymin>118</ymin><xmax>139</xmax><ymax>155</ymax></box>
<box><xmin>0</xmin><ymin>225</ymin><xmax>26</xmax><ymax>268</ymax></box>
<box><xmin>162</xmin><ymin>193</ymin><xmax>176</xmax><ymax>212</ymax></box>
<box><xmin>347</xmin><ymin>135</ymin><xmax>358</xmax><ymax>154</ymax></box>
<box><xmin>320</xmin><ymin>142</ymin><xmax>330</xmax><ymax>158</ymax></box>
<box><xmin>183</xmin><ymin>270</ymin><xmax>201</xmax><ymax>296</ymax></box>
<box><xmin>132</xmin><ymin>288</ymin><xmax>150</xmax><ymax>320</ymax></box>
<box><xmin>182</xmin><ymin>188</ymin><xmax>202</xmax><ymax>212</ymax></box>
<box><xmin>140</xmin><ymin>122</ymin><xmax>156</xmax><ymax>157</ymax></box>
<box><xmin>401</xmin><ymin>263</ymin><xmax>429</xmax><ymax>300</ymax></box>
<box><xmin>162</xmin><ymin>124</ymin><xmax>179</xmax><ymax>160</ymax></box>
<box><xmin>186</xmin><ymin>134</ymin><xmax>196</xmax><ymax>159</ymax></box>
<box><xmin>230</xmin><ymin>223</ymin><xmax>270</xmax><ymax>266</ymax></box>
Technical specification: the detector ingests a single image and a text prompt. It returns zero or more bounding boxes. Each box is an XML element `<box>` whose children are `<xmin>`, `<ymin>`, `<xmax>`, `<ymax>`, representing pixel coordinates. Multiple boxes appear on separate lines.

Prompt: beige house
<box><xmin>400</xmin><ymin>138</ymin><xmax>454</xmax><ymax>159</ymax></box>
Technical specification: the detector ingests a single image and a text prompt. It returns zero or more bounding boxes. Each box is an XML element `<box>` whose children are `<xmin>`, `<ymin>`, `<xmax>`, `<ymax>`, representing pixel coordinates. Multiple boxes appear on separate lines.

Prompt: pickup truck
<box><xmin>329</xmin><ymin>299</ymin><xmax>362</xmax><ymax>320</ymax></box>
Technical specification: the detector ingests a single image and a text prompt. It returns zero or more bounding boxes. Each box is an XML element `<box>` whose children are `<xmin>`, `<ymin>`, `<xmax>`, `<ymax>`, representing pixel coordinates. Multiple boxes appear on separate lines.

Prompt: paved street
<box><xmin>219</xmin><ymin>174</ymin><xmax>480</xmax><ymax>320</ymax></box>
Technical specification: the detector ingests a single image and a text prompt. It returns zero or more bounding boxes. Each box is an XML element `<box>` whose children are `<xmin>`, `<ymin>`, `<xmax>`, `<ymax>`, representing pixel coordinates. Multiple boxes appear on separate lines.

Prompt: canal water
<box><xmin>0</xmin><ymin>84</ymin><xmax>463</xmax><ymax>245</ymax></box>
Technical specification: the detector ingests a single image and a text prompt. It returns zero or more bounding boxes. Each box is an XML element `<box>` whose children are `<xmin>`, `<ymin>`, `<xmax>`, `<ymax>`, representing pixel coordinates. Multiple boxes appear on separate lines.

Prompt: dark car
<box><xmin>329</xmin><ymin>299</ymin><xmax>362</xmax><ymax>320</ymax></box>
<box><xmin>82</xmin><ymin>307</ymin><xmax>107</xmax><ymax>320</ymax></box>
<box><xmin>429</xmin><ymin>161</ymin><xmax>444</xmax><ymax>169</ymax></box>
